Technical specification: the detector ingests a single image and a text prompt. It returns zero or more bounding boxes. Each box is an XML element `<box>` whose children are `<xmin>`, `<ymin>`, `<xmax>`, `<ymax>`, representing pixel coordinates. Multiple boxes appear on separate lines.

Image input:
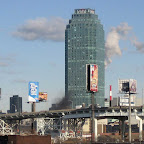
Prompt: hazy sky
<box><xmin>0</xmin><ymin>0</ymin><xmax>144</xmax><ymax>112</ymax></box>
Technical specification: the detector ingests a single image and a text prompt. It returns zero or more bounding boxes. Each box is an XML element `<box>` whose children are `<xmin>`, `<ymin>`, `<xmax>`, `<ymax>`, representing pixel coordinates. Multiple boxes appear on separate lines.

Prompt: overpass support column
<box><xmin>136</xmin><ymin>116</ymin><xmax>143</xmax><ymax>142</ymax></box>
<box><xmin>62</xmin><ymin>118</ymin><xmax>68</xmax><ymax>139</ymax></box>
<box><xmin>121</xmin><ymin>118</ymin><xmax>126</xmax><ymax>141</ymax></box>
<box><xmin>74</xmin><ymin>119</ymin><xmax>76</xmax><ymax>137</ymax></box>
<box><xmin>94</xmin><ymin>118</ymin><xmax>98</xmax><ymax>142</ymax></box>
<box><xmin>31</xmin><ymin>102</ymin><xmax>36</xmax><ymax>134</ymax></box>
<box><xmin>64</xmin><ymin>119</ymin><xmax>68</xmax><ymax>132</ymax></box>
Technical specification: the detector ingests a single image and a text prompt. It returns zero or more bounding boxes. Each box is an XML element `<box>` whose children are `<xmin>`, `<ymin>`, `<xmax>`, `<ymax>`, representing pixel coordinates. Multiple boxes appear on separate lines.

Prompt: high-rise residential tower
<box><xmin>10</xmin><ymin>95</ymin><xmax>22</xmax><ymax>113</ymax></box>
<box><xmin>65</xmin><ymin>9</ymin><xmax>105</xmax><ymax>108</ymax></box>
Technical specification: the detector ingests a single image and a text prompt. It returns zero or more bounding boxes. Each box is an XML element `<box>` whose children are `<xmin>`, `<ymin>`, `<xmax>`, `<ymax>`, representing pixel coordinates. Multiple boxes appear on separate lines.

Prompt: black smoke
<box><xmin>49</xmin><ymin>97</ymin><xmax>72</xmax><ymax>110</ymax></box>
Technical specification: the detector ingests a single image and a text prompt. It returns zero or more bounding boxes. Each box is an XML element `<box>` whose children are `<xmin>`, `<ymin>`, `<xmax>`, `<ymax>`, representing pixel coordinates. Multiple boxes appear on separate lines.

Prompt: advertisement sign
<box><xmin>86</xmin><ymin>64</ymin><xmax>90</xmax><ymax>91</ymax></box>
<box><xmin>118</xmin><ymin>79</ymin><xmax>129</xmax><ymax>93</ymax></box>
<box><xmin>28</xmin><ymin>82</ymin><xmax>39</xmax><ymax>102</ymax></box>
<box><xmin>39</xmin><ymin>92</ymin><xmax>47</xmax><ymax>101</ymax></box>
<box><xmin>129</xmin><ymin>79</ymin><xmax>137</xmax><ymax>93</ymax></box>
<box><xmin>76</xmin><ymin>9</ymin><xmax>87</xmax><ymax>14</ymax></box>
<box><xmin>76</xmin><ymin>9</ymin><xmax>95</xmax><ymax>14</ymax></box>
<box><xmin>119</xmin><ymin>95</ymin><xmax>135</xmax><ymax>106</ymax></box>
<box><xmin>90</xmin><ymin>64</ymin><xmax>98</xmax><ymax>92</ymax></box>
<box><xmin>118</xmin><ymin>79</ymin><xmax>137</xmax><ymax>94</ymax></box>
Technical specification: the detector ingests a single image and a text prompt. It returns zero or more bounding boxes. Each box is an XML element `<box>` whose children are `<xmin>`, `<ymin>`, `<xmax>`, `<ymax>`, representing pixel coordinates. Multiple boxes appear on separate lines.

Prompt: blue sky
<box><xmin>0</xmin><ymin>0</ymin><xmax>144</xmax><ymax>112</ymax></box>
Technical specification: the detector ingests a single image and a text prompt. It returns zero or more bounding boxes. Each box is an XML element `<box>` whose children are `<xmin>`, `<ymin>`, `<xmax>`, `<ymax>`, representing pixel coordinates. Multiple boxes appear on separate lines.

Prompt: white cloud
<box><xmin>0</xmin><ymin>70</ymin><xmax>21</xmax><ymax>75</ymax></box>
<box><xmin>48</xmin><ymin>62</ymin><xmax>57</xmax><ymax>67</ymax></box>
<box><xmin>12</xmin><ymin>79</ymin><xmax>28</xmax><ymax>83</ymax></box>
<box><xmin>13</xmin><ymin>17</ymin><xmax>67</xmax><ymax>41</ymax></box>
<box><xmin>0</xmin><ymin>62</ymin><xmax>9</xmax><ymax>67</ymax></box>
<box><xmin>0</xmin><ymin>55</ymin><xmax>16</xmax><ymax>67</ymax></box>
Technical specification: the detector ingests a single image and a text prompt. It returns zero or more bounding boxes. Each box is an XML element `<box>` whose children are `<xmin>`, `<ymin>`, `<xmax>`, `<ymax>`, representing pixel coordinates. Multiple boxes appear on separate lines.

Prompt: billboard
<box><xmin>119</xmin><ymin>95</ymin><xmax>135</xmax><ymax>106</ymax></box>
<box><xmin>129</xmin><ymin>79</ymin><xmax>137</xmax><ymax>93</ymax></box>
<box><xmin>39</xmin><ymin>92</ymin><xmax>47</xmax><ymax>101</ymax></box>
<box><xmin>118</xmin><ymin>79</ymin><xmax>137</xmax><ymax>93</ymax></box>
<box><xmin>28</xmin><ymin>82</ymin><xmax>39</xmax><ymax>102</ymax></box>
<box><xmin>118</xmin><ymin>79</ymin><xmax>129</xmax><ymax>93</ymax></box>
<box><xmin>86</xmin><ymin>64</ymin><xmax>90</xmax><ymax>91</ymax></box>
<box><xmin>90</xmin><ymin>64</ymin><xmax>98</xmax><ymax>92</ymax></box>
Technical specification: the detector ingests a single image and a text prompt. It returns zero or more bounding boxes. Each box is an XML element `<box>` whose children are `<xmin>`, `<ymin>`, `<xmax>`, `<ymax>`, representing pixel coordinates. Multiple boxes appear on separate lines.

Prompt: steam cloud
<box><xmin>132</xmin><ymin>38</ymin><xmax>144</xmax><ymax>53</ymax></box>
<box><xmin>105</xmin><ymin>22</ymin><xmax>144</xmax><ymax>67</ymax></box>
<box><xmin>13</xmin><ymin>17</ymin><xmax>67</xmax><ymax>41</ymax></box>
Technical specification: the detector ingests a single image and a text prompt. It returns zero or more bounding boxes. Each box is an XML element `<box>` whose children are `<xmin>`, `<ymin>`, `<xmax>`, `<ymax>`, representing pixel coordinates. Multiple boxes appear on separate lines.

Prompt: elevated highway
<box><xmin>0</xmin><ymin>106</ymin><xmax>144</xmax><ymax>120</ymax></box>
<box><xmin>0</xmin><ymin>106</ymin><xmax>144</xmax><ymax>141</ymax></box>
<box><xmin>64</xmin><ymin>106</ymin><xmax>144</xmax><ymax>119</ymax></box>
<box><xmin>0</xmin><ymin>109</ymin><xmax>73</xmax><ymax>120</ymax></box>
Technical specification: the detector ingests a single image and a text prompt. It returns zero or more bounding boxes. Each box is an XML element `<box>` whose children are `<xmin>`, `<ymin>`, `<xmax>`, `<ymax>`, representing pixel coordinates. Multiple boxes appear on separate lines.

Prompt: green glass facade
<box><xmin>65</xmin><ymin>9</ymin><xmax>105</xmax><ymax>108</ymax></box>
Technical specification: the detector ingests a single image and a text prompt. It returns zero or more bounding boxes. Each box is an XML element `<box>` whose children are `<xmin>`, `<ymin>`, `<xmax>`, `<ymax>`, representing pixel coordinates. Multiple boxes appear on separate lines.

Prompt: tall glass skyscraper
<box><xmin>65</xmin><ymin>9</ymin><xmax>105</xmax><ymax>108</ymax></box>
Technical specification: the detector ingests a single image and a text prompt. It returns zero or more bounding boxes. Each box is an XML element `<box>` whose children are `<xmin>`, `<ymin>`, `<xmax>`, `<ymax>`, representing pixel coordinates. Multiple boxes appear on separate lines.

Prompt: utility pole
<box><xmin>91</xmin><ymin>92</ymin><xmax>95</xmax><ymax>143</ymax></box>
<box><xmin>142</xmin><ymin>88</ymin><xmax>143</xmax><ymax>108</ymax></box>
<box><xmin>129</xmin><ymin>90</ymin><xmax>131</xmax><ymax>143</ymax></box>
<box><xmin>86</xmin><ymin>64</ymin><xmax>98</xmax><ymax>143</ymax></box>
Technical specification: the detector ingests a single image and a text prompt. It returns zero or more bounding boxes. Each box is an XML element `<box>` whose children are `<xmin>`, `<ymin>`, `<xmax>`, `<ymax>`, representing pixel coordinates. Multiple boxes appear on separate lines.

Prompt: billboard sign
<box><xmin>90</xmin><ymin>64</ymin><xmax>98</xmax><ymax>92</ymax></box>
<box><xmin>39</xmin><ymin>92</ymin><xmax>47</xmax><ymax>101</ymax></box>
<box><xmin>86</xmin><ymin>64</ymin><xmax>90</xmax><ymax>91</ymax></box>
<box><xmin>28</xmin><ymin>82</ymin><xmax>39</xmax><ymax>102</ymax></box>
<box><xmin>76</xmin><ymin>9</ymin><xmax>95</xmax><ymax>14</ymax></box>
<box><xmin>118</xmin><ymin>79</ymin><xmax>129</xmax><ymax>93</ymax></box>
<box><xmin>129</xmin><ymin>79</ymin><xmax>137</xmax><ymax>93</ymax></box>
<box><xmin>119</xmin><ymin>95</ymin><xmax>135</xmax><ymax>106</ymax></box>
<box><xmin>118</xmin><ymin>79</ymin><xmax>137</xmax><ymax>94</ymax></box>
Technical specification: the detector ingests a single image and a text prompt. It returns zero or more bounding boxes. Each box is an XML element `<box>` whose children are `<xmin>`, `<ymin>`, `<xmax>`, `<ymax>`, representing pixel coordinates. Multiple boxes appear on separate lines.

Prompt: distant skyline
<box><xmin>0</xmin><ymin>0</ymin><xmax>144</xmax><ymax>112</ymax></box>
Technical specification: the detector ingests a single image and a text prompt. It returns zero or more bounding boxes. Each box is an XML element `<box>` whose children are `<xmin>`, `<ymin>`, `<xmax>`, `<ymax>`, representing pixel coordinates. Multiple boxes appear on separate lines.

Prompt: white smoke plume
<box><xmin>105</xmin><ymin>23</ymin><xmax>144</xmax><ymax>67</ymax></box>
<box><xmin>131</xmin><ymin>37</ymin><xmax>144</xmax><ymax>53</ymax></box>
<box><xmin>13</xmin><ymin>17</ymin><xmax>67</xmax><ymax>41</ymax></box>
<box><xmin>105</xmin><ymin>23</ymin><xmax>132</xmax><ymax>67</ymax></box>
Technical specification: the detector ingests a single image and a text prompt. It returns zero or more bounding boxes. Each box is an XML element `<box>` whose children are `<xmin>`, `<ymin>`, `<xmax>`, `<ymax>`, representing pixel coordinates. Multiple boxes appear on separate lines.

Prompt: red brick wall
<box><xmin>8</xmin><ymin>135</ymin><xmax>51</xmax><ymax>144</ymax></box>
